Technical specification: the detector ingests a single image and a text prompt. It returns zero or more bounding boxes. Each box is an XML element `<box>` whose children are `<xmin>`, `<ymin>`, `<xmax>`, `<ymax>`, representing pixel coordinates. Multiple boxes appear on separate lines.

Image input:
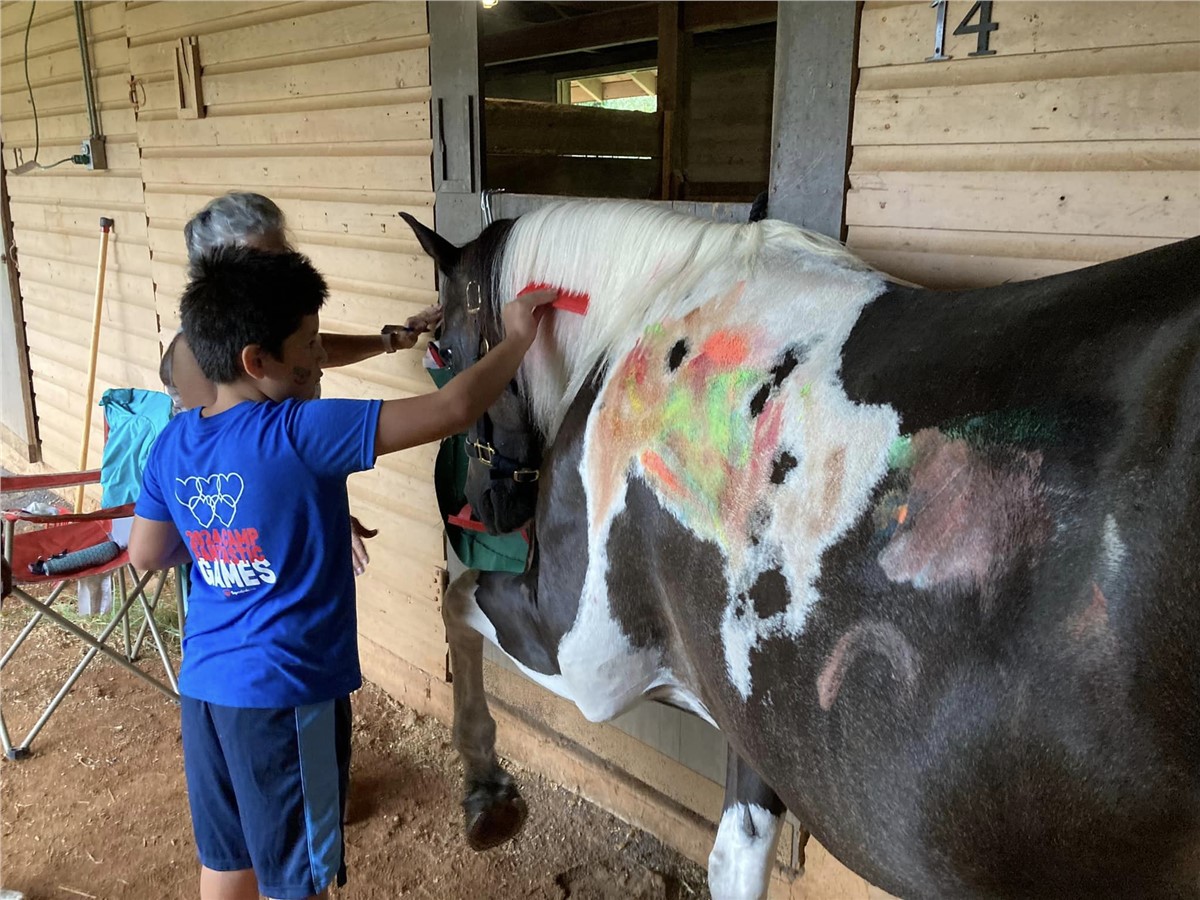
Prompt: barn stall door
<box><xmin>125</xmin><ymin>0</ymin><xmax>448</xmax><ymax>678</ymax></box>
<box><xmin>849</xmin><ymin>0</ymin><xmax>1200</xmax><ymax>288</ymax></box>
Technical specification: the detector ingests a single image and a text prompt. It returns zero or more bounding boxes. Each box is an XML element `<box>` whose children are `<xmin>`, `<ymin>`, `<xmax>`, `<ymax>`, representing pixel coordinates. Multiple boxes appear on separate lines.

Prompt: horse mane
<box><xmin>492</xmin><ymin>200</ymin><xmax>878</xmax><ymax>440</ymax></box>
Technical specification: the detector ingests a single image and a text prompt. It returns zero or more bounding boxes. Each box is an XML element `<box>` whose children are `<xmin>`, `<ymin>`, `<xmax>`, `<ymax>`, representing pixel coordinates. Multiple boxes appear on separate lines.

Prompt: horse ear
<box><xmin>400</xmin><ymin>212</ymin><xmax>460</xmax><ymax>274</ymax></box>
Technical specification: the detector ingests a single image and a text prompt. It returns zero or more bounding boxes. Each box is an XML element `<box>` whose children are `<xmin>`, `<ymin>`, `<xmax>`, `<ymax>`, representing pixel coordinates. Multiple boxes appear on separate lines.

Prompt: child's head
<box><xmin>181</xmin><ymin>247</ymin><xmax>328</xmax><ymax>402</ymax></box>
<box><xmin>160</xmin><ymin>331</ymin><xmax>218</xmax><ymax>413</ymax></box>
<box><xmin>183</xmin><ymin>192</ymin><xmax>290</xmax><ymax>264</ymax></box>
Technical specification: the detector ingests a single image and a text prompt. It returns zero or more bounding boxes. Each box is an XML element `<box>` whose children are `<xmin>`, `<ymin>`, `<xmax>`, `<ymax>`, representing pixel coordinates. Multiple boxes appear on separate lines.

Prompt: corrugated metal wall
<box><xmin>848</xmin><ymin>1</ymin><xmax>1200</xmax><ymax>288</ymax></box>
<box><xmin>1</xmin><ymin>0</ymin><xmax>158</xmax><ymax>479</ymax></box>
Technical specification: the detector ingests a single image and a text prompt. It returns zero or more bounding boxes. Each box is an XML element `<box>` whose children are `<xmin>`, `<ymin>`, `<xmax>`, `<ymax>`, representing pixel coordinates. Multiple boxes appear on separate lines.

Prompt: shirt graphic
<box><xmin>175</xmin><ymin>471</ymin><xmax>277</xmax><ymax>594</ymax></box>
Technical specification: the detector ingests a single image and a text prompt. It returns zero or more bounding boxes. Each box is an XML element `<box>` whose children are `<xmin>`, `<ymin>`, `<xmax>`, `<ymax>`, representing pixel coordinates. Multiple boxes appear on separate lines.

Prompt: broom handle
<box><xmin>75</xmin><ymin>217</ymin><xmax>114</xmax><ymax>512</ymax></box>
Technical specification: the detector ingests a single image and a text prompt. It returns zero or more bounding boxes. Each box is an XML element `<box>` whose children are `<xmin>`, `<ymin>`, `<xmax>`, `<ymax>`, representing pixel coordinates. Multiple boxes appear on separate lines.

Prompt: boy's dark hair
<box><xmin>180</xmin><ymin>246</ymin><xmax>327</xmax><ymax>384</ymax></box>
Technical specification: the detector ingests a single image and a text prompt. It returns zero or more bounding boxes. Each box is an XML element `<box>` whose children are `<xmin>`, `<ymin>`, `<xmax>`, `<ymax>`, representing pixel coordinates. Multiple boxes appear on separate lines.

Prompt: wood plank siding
<box><xmin>123</xmin><ymin>0</ymin><xmax>444</xmax><ymax>674</ymax></box>
<box><xmin>1</xmin><ymin>1</ymin><xmax>446</xmax><ymax>675</ymax></box>
<box><xmin>848</xmin><ymin>1</ymin><xmax>1200</xmax><ymax>288</ymax></box>
<box><xmin>1</xmin><ymin>1</ymin><xmax>157</xmax><ymax>488</ymax></box>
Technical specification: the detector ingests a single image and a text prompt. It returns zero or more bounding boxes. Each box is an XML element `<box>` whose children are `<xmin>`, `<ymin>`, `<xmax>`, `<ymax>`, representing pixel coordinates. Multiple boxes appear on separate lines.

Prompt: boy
<box><xmin>129</xmin><ymin>247</ymin><xmax>553</xmax><ymax>900</ymax></box>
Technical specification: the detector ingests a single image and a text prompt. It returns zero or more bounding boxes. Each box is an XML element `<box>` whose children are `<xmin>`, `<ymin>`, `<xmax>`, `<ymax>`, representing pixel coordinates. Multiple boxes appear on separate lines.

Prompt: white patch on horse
<box><xmin>494</xmin><ymin>201</ymin><xmax>899</xmax><ymax>701</ymax></box>
<box><xmin>459</xmin><ymin>517</ymin><xmax>713</xmax><ymax>726</ymax></box>
<box><xmin>459</xmin><ymin>582</ymin><xmax>575</xmax><ymax>701</ymax></box>
<box><xmin>1102</xmin><ymin>513</ymin><xmax>1127</xmax><ymax>579</ymax></box>
<box><xmin>708</xmin><ymin>802</ymin><xmax>784</xmax><ymax>900</ymax></box>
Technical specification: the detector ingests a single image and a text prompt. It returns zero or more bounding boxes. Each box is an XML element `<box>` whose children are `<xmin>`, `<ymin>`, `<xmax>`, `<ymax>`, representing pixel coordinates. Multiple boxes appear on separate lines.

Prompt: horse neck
<box><xmin>497</xmin><ymin>207</ymin><xmax>876</xmax><ymax>441</ymax></box>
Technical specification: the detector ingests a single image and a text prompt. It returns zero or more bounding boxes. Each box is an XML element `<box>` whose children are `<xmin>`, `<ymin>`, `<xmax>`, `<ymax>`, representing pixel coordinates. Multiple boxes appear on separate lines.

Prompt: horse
<box><xmin>401</xmin><ymin>201</ymin><xmax>1200</xmax><ymax>899</ymax></box>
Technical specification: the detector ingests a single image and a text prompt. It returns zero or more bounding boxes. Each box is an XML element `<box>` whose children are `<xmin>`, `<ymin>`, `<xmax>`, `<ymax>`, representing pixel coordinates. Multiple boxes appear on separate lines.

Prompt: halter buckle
<box><xmin>512</xmin><ymin>469</ymin><xmax>540</xmax><ymax>484</ymax></box>
<box><xmin>470</xmin><ymin>440</ymin><xmax>495</xmax><ymax>467</ymax></box>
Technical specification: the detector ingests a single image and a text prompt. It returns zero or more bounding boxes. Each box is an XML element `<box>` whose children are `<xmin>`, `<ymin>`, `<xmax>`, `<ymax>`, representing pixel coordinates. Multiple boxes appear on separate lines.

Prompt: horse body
<box><xmin>406</xmin><ymin>203</ymin><xmax>1200</xmax><ymax>899</ymax></box>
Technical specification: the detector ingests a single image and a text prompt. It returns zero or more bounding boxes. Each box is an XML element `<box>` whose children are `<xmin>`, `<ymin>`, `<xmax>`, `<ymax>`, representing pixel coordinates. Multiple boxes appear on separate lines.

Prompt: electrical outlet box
<box><xmin>81</xmin><ymin>137</ymin><xmax>107</xmax><ymax>171</ymax></box>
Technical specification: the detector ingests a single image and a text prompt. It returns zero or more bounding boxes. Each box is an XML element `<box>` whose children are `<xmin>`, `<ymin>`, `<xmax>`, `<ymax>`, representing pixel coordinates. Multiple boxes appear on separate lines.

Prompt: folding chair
<box><xmin>0</xmin><ymin>388</ymin><xmax>181</xmax><ymax>760</ymax></box>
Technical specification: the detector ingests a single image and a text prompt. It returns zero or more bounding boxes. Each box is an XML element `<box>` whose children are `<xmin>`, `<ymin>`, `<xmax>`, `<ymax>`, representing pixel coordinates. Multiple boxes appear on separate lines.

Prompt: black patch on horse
<box><xmin>746</xmin><ymin>568</ymin><xmax>789</xmax><ymax>619</ymax></box>
<box><xmin>771</xmin><ymin>452</ymin><xmax>798</xmax><ymax>485</ymax></box>
<box><xmin>771</xmin><ymin>347</ymin><xmax>804</xmax><ymax>388</ymax></box>
<box><xmin>749</xmin><ymin>384</ymin><xmax>770</xmax><ymax>418</ymax></box>
<box><xmin>668</xmin><ymin>339</ymin><xmax>689</xmax><ymax>372</ymax></box>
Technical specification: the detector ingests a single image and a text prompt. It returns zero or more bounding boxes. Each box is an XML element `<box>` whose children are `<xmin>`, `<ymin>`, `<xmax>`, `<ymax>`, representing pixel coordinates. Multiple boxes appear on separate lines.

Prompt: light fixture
<box><xmin>481</xmin><ymin>0</ymin><xmax>499</xmax><ymax>8</ymax></box>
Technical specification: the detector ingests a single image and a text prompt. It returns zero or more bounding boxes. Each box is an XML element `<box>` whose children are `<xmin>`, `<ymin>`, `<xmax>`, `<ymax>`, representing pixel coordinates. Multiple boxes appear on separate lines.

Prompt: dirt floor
<box><xmin>0</xmin><ymin>604</ymin><xmax>711</xmax><ymax>900</ymax></box>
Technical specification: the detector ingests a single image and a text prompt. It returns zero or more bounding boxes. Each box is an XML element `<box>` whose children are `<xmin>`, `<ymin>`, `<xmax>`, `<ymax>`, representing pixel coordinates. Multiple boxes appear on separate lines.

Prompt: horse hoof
<box><xmin>464</xmin><ymin>779</ymin><xmax>528</xmax><ymax>851</ymax></box>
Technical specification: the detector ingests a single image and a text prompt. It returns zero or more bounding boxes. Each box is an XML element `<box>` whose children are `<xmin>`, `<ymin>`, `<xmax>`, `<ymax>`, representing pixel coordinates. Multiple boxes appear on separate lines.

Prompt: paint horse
<box><xmin>402</xmin><ymin>202</ymin><xmax>1200</xmax><ymax>900</ymax></box>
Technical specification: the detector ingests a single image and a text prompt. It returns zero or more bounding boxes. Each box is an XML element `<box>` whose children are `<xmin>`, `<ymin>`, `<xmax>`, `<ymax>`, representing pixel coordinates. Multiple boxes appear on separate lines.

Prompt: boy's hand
<box><xmin>502</xmin><ymin>289</ymin><xmax>557</xmax><ymax>348</ymax></box>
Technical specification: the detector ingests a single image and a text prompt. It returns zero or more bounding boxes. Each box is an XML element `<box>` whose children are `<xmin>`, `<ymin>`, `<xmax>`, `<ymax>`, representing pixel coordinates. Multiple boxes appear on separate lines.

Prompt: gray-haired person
<box><xmin>161</xmin><ymin>192</ymin><xmax>441</xmax><ymax>576</ymax></box>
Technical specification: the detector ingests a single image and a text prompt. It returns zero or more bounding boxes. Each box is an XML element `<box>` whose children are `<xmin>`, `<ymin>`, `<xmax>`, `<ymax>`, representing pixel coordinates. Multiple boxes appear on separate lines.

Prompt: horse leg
<box><xmin>443</xmin><ymin>569</ymin><xmax>528</xmax><ymax>851</ymax></box>
<box><xmin>707</xmin><ymin>746</ymin><xmax>787</xmax><ymax>900</ymax></box>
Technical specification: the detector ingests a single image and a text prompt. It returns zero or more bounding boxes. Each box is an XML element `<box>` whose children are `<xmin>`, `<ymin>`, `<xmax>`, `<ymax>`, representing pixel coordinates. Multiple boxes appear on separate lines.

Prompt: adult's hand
<box><xmin>350</xmin><ymin>515</ymin><xmax>378</xmax><ymax>577</ymax></box>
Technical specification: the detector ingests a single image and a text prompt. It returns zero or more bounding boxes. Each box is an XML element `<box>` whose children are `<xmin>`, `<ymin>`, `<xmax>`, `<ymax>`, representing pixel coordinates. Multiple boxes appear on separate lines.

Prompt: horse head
<box><xmin>401</xmin><ymin>213</ymin><xmax>544</xmax><ymax>535</ymax></box>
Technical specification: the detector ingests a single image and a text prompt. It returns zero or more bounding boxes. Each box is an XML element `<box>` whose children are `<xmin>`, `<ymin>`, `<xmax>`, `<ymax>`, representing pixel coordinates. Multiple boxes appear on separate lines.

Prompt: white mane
<box><xmin>493</xmin><ymin>199</ymin><xmax>878</xmax><ymax>440</ymax></box>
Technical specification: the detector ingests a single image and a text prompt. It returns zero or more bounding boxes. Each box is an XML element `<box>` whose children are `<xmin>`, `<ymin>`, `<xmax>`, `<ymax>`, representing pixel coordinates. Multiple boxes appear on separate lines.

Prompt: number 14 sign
<box><xmin>928</xmin><ymin>0</ymin><xmax>999</xmax><ymax>62</ymax></box>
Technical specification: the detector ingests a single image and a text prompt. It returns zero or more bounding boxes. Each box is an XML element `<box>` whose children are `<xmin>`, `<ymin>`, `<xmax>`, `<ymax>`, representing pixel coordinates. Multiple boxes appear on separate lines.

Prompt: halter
<box><xmin>461</xmin><ymin>279</ymin><xmax>541</xmax><ymax>484</ymax></box>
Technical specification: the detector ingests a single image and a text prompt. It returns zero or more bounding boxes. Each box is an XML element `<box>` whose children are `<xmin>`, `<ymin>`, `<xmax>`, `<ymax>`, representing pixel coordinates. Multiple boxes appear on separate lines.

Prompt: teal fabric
<box><xmin>428</xmin><ymin>364</ymin><xmax>529</xmax><ymax>574</ymax></box>
<box><xmin>98</xmin><ymin>388</ymin><xmax>174</xmax><ymax>506</ymax></box>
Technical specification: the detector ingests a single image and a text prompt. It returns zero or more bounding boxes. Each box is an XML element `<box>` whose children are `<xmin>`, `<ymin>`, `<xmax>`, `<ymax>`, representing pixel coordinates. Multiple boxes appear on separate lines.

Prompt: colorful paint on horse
<box><xmin>590</xmin><ymin>283</ymin><xmax>792</xmax><ymax>555</ymax></box>
<box><xmin>876</xmin><ymin>429</ymin><xmax>1054</xmax><ymax>602</ymax></box>
<box><xmin>579</xmin><ymin>263</ymin><xmax>902</xmax><ymax>698</ymax></box>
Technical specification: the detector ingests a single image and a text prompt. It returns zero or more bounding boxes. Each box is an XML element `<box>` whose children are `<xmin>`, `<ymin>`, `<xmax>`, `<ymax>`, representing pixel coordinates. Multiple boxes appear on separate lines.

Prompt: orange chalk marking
<box><xmin>699</xmin><ymin>331</ymin><xmax>750</xmax><ymax>367</ymax></box>
<box><xmin>640</xmin><ymin>450</ymin><xmax>683</xmax><ymax>494</ymax></box>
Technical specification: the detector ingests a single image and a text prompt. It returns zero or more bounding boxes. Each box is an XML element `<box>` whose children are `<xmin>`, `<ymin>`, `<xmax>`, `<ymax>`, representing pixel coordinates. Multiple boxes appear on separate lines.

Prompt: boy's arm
<box><xmin>129</xmin><ymin>516</ymin><xmax>191</xmax><ymax>570</ymax></box>
<box><xmin>374</xmin><ymin>289</ymin><xmax>556</xmax><ymax>457</ymax></box>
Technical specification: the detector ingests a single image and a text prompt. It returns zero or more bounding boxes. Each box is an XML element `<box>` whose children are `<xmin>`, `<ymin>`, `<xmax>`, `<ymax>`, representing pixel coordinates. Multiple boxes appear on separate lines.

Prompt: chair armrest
<box><xmin>0</xmin><ymin>470</ymin><xmax>101</xmax><ymax>492</ymax></box>
<box><xmin>3</xmin><ymin>503</ymin><xmax>135</xmax><ymax>524</ymax></box>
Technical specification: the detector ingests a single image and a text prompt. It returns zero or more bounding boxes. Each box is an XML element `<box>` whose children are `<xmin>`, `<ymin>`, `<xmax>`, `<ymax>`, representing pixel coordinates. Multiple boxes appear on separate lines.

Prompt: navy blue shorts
<box><xmin>181</xmin><ymin>695</ymin><xmax>351</xmax><ymax>899</ymax></box>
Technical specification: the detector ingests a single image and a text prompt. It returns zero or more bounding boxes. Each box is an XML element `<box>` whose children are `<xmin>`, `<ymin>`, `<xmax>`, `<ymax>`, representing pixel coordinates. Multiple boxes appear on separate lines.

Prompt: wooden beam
<box><xmin>481</xmin><ymin>3</ymin><xmax>658</xmax><ymax>66</ymax></box>
<box><xmin>682</xmin><ymin>1</ymin><xmax>776</xmax><ymax>34</ymax></box>
<box><xmin>576</xmin><ymin>77</ymin><xmax>604</xmax><ymax>102</ymax></box>
<box><xmin>486</xmin><ymin>99</ymin><xmax>661</xmax><ymax>157</ymax></box>
<box><xmin>0</xmin><ymin>161</ymin><xmax>41</xmax><ymax>463</ymax></box>
<box><xmin>629</xmin><ymin>70</ymin><xmax>657</xmax><ymax>97</ymax></box>
<box><xmin>657</xmin><ymin>2</ymin><xmax>689</xmax><ymax>200</ymax></box>
<box><xmin>768</xmin><ymin>1</ymin><xmax>857</xmax><ymax>237</ymax></box>
<box><xmin>481</xmin><ymin>2</ymin><xmax>776</xmax><ymax>66</ymax></box>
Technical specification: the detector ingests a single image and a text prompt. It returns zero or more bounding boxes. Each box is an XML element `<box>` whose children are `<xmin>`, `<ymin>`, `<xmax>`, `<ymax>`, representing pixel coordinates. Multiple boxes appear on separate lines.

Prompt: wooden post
<box><xmin>75</xmin><ymin>217</ymin><xmax>113</xmax><ymax>513</ymax></box>
<box><xmin>657</xmin><ymin>1</ymin><xmax>689</xmax><ymax>200</ymax></box>
<box><xmin>767</xmin><ymin>1</ymin><xmax>859</xmax><ymax>238</ymax></box>
<box><xmin>0</xmin><ymin>158</ymin><xmax>40</xmax><ymax>462</ymax></box>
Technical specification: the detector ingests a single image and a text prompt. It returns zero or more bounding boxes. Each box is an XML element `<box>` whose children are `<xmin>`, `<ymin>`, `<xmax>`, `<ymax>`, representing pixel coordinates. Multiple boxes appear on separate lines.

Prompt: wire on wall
<box><xmin>9</xmin><ymin>1</ymin><xmax>89</xmax><ymax>174</ymax></box>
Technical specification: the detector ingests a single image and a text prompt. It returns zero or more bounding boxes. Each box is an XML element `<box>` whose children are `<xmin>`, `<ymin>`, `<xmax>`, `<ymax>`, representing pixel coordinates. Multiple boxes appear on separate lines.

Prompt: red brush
<box><xmin>518</xmin><ymin>282</ymin><xmax>589</xmax><ymax>316</ymax></box>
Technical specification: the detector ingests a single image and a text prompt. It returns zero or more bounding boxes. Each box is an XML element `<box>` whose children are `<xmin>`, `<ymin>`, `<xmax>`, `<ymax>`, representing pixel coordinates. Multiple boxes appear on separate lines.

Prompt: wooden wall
<box><xmin>1</xmin><ymin>1</ymin><xmax>448</xmax><ymax>674</ymax></box>
<box><xmin>123</xmin><ymin>0</ymin><xmax>446</xmax><ymax>674</ymax></box>
<box><xmin>1</xmin><ymin>1</ymin><xmax>158</xmax><ymax>479</ymax></box>
<box><xmin>485</xmin><ymin>98</ymin><xmax>661</xmax><ymax>198</ymax></box>
<box><xmin>848</xmin><ymin>1</ymin><xmax>1200</xmax><ymax>288</ymax></box>
<box><xmin>685</xmin><ymin>26</ymin><xmax>774</xmax><ymax>200</ymax></box>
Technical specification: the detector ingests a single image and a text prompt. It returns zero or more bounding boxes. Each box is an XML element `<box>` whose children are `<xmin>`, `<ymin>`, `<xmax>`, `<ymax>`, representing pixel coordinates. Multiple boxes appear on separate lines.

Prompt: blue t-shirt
<box><xmin>136</xmin><ymin>398</ymin><xmax>382</xmax><ymax>708</ymax></box>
